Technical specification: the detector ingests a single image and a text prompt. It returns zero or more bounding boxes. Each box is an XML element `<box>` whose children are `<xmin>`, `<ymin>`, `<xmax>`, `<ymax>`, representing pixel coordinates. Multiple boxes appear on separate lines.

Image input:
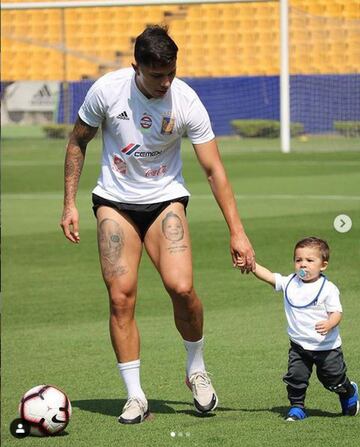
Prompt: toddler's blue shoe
<box><xmin>340</xmin><ymin>382</ymin><xmax>359</xmax><ymax>416</ymax></box>
<box><xmin>285</xmin><ymin>406</ymin><xmax>307</xmax><ymax>421</ymax></box>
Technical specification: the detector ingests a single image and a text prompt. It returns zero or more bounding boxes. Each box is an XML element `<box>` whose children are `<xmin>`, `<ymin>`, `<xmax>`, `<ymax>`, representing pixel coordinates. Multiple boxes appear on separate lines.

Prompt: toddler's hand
<box><xmin>315</xmin><ymin>320</ymin><xmax>332</xmax><ymax>336</ymax></box>
<box><xmin>234</xmin><ymin>255</ymin><xmax>246</xmax><ymax>269</ymax></box>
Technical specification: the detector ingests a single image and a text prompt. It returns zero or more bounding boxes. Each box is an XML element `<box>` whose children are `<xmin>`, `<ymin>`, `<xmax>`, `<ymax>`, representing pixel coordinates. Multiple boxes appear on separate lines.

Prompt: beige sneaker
<box><xmin>118</xmin><ymin>397</ymin><xmax>149</xmax><ymax>424</ymax></box>
<box><xmin>186</xmin><ymin>371</ymin><xmax>218</xmax><ymax>413</ymax></box>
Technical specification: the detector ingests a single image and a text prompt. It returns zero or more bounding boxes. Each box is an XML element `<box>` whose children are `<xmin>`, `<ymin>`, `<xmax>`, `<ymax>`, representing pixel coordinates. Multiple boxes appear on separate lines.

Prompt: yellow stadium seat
<box><xmin>331</xmin><ymin>41</ymin><xmax>349</xmax><ymax>55</ymax></box>
<box><xmin>310</xmin><ymin>27</ymin><xmax>331</xmax><ymax>42</ymax></box>
<box><xmin>2</xmin><ymin>1</ymin><xmax>359</xmax><ymax>79</ymax></box>
<box><xmin>181</xmin><ymin>5</ymin><xmax>198</xmax><ymax>19</ymax></box>
<box><xmin>343</xmin><ymin>2</ymin><xmax>360</xmax><ymax>19</ymax></box>
<box><xmin>257</xmin><ymin>15</ymin><xmax>277</xmax><ymax>30</ymax></box>
<box><xmin>220</xmin><ymin>5</ymin><xmax>238</xmax><ymax>20</ymax></box>
<box><xmin>325</xmin><ymin>3</ymin><xmax>344</xmax><ymax>16</ymax></box>
<box><xmin>170</xmin><ymin>33</ymin><xmax>187</xmax><ymax>48</ymax></box>
<box><xmin>290</xmin><ymin>12</ymin><xmax>308</xmax><ymax>30</ymax></box>
<box><xmin>311</xmin><ymin>41</ymin><xmax>331</xmax><ymax>57</ymax></box>
<box><xmin>234</xmin><ymin>4</ymin><xmax>256</xmax><ymax>19</ymax></box>
<box><xmin>201</xmin><ymin>17</ymin><xmax>224</xmax><ymax>32</ymax></box>
<box><xmin>202</xmin><ymin>5</ymin><xmax>223</xmax><ymax>20</ymax></box>
<box><xmin>169</xmin><ymin>19</ymin><xmax>187</xmax><ymax>33</ymax></box>
<box><xmin>346</xmin><ymin>26</ymin><xmax>360</xmax><ymax>43</ymax></box>
<box><xmin>327</xmin><ymin>27</ymin><xmax>348</xmax><ymax>42</ymax></box>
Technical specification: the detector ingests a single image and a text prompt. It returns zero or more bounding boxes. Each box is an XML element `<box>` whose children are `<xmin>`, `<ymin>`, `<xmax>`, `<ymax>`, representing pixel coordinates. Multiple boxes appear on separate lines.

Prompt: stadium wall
<box><xmin>2</xmin><ymin>74</ymin><xmax>358</xmax><ymax>135</ymax></box>
<box><xmin>56</xmin><ymin>74</ymin><xmax>360</xmax><ymax>135</ymax></box>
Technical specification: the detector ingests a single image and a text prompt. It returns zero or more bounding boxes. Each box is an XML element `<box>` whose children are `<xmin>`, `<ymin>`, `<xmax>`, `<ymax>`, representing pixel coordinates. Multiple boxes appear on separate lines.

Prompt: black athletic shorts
<box><xmin>92</xmin><ymin>193</ymin><xmax>189</xmax><ymax>241</ymax></box>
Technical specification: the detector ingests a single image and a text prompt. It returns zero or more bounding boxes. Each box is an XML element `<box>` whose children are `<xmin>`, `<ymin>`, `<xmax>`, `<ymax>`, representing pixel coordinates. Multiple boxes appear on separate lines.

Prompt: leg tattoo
<box><xmin>98</xmin><ymin>218</ymin><xmax>128</xmax><ymax>279</ymax></box>
<box><xmin>161</xmin><ymin>211</ymin><xmax>188</xmax><ymax>254</ymax></box>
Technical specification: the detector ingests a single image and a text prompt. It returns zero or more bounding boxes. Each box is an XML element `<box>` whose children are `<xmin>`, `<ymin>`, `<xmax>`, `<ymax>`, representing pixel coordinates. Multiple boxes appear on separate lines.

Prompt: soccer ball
<box><xmin>19</xmin><ymin>385</ymin><xmax>71</xmax><ymax>436</ymax></box>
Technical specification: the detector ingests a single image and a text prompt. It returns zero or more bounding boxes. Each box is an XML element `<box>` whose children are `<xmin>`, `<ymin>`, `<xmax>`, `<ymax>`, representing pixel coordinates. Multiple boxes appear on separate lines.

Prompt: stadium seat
<box><xmin>169</xmin><ymin>19</ymin><xmax>187</xmax><ymax>34</ymax></box>
<box><xmin>234</xmin><ymin>4</ymin><xmax>256</xmax><ymax>19</ymax></box>
<box><xmin>346</xmin><ymin>26</ymin><xmax>360</xmax><ymax>43</ymax></box>
<box><xmin>202</xmin><ymin>5</ymin><xmax>223</xmax><ymax>20</ymax></box>
<box><xmin>325</xmin><ymin>3</ymin><xmax>344</xmax><ymax>16</ymax></box>
<box><xmin>257</xmin><ymin>15</ymin><xmax>277</xmax><ymax>30</ymax></box>
<box><xmin>343</xmin><ymin>2</ymin><xmax>360</xmax><ymax>19</ymax></box>
<box><xmin>290</xmin><ymin>13</ymin><xmax>308</xmax><ymax>30</ymax></box>
<box><xmin>1</xmin><ymin>1</ymin><xmax>358</xmax><ymax>80</ymax></box>
<box><xmin>309</xmin><ymin>28</ymin><xmax>330</xmax><ymax>43</ymax></box>
<box><xmin>170</xmin><ymin>33</ymin><xmax>187</xmax><ymax>48</ymax></box>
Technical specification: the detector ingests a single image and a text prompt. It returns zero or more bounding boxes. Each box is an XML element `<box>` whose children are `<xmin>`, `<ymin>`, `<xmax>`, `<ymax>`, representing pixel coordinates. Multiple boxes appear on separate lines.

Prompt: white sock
<box><xmin>184</xmin><ymin>337</ymin><xmax>206</xmax><ymax>377</ymax></box>
<box><xmin>117</xmin><ymin>360</ymin><xmax>146</xmax><ymax>401</ymax></box>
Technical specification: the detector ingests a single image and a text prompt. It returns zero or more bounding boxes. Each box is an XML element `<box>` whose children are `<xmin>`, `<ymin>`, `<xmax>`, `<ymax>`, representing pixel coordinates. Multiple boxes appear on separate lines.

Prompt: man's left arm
<box><xmin>193</xmin><ymin>139</ymin><xmax>255</xmax><ymax>273</ymax></box>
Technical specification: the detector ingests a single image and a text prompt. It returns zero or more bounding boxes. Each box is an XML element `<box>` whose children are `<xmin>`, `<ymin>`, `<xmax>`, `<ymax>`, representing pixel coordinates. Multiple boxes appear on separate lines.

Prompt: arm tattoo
<box><xmin>161</xmin><ymin>211</ymin><xmax>188</xmax><ymax>254</ymax></box>
<box><xmin>63</xmin><ymin>118</ymin><xmax>98</xmax><ymax>206</ymax></box>
<box><xmin>71</xmin><ymin>117</ymin><xmax>98</xmax><ymax>150</ymax></box>
<box><xmin>64</xmin><ymin>147</ymin><xmax>85</xmax><ymax>206</ymax></box>
<box><xmin>98</xmin><ymin>218</ymin><xmax>128</xmax><ymax>279</ymax></box>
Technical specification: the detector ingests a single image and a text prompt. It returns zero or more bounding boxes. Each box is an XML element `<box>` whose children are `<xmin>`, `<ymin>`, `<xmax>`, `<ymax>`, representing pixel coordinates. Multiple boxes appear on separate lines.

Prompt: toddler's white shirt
<box><xmin>275</xmin><ymin>273</ymin><xmax>342</xmax><ymax>350</ymax></box>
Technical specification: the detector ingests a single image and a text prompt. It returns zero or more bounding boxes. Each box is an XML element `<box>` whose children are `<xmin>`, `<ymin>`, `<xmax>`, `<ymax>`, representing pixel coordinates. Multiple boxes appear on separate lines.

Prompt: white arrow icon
<box><xmin>334</xmin><ymin>214</ymin><xmax>352</xmax><ymax>233</ymax></box>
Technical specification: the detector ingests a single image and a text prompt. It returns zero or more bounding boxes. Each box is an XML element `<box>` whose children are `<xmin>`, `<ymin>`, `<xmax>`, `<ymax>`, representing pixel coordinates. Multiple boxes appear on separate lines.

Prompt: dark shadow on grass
<box><xmin>270</xmin><ymin>406</ymin><xmax>340</xmax><ymax>419</ymax></box>
<box><xmin>225</xmin><ymin>406</ymin><xmax>340</xmax><ymax>419</ymax></box>
<box><xmin>175</xmin><ymin>409</ymin><xmax>217</xmax><ymax>418</ymax></box>
<box><xmin>73</xmin><ymin>399</ymin><xmax>182</xmax><ymax>416</ymax></box>
<box><xmin>74</xmin><ymin>399</ymin><xmax>343</xmax><ymax>420</ymax></box>
<box><xmin>239</xmin><ymin>407</ymin><xmax>341</xmax><ymax>419</ymax></box>
<box><xmin>28</xmin><ymin>430</ymin><xmax>70</xmax><ymax>438</ymax></box>
<box><xmin>72</xmin><ymin>399</ymin><xmax>237</xmax><ymax>418</ymax></box>
<box><xmin>51</xmin><ymin>430</ymin><xmax>70</xmax><ymax>437</ymax></box>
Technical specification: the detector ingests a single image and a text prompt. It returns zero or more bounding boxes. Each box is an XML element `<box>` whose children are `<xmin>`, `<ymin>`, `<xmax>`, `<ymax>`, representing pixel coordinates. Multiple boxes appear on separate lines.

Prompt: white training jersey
<box><xmin>79</xmin><ymin>67</ymin><xmax>215</xmax><ymax>204</ymax></box>
<box><xmin>275</xmin><ymin>273</ymin><xmax>342</xmax><ymax>351</ymax></box>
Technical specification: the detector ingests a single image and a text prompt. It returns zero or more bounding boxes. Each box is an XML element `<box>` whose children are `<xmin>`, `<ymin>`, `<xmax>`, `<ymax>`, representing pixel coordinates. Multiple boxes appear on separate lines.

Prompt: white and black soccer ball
<box><xmin>19</xmin><ymin>385</ymin><xmax>71</xmax><ymax>436</ymax></box>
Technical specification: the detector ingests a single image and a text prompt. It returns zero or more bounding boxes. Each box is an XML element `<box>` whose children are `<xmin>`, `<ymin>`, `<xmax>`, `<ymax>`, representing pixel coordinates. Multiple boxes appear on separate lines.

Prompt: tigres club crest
<box><xmin>161</xmin><ymin>116</ymin><xmax>175</xmax><ymax>135</ymax></box>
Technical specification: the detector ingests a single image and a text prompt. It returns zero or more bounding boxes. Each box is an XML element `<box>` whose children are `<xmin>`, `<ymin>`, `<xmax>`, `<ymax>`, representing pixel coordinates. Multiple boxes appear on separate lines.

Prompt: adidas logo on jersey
<box><xmin>116</xmin><ymin>111</ymin><xmax>130</xmax><ymax>120</ymax></box>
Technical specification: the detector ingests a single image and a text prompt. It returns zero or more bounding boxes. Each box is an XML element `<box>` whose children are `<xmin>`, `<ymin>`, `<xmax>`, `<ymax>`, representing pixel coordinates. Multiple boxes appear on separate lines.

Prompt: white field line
<box><xmin>2</xmin><ymin>161</ymin><xmax>99</xmax><ymax>166</ymax></box>
<box><xmin>3</xmin><ymin>193</ymin><xmax>360</xmax><ymax>201</ymax></box>
<box><xmin>197</xmin><ymin>194</ymin><xmax>360</xmax><ymax>201</ymax></box>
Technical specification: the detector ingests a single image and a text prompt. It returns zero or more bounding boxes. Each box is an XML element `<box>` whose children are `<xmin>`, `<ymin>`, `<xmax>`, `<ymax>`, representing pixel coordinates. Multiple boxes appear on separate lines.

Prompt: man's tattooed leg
<box><xmin>98</xmin><ymin>218</ymin><xmax>128</xmax><ymax>279</ymax></box>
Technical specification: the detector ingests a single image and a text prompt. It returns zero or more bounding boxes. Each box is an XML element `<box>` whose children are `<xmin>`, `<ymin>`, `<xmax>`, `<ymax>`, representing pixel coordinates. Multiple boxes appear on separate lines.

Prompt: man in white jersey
<box><xmin>60</xmin><ymin>25</ymin><xmax>255</xmax><ymax>424</ymax></box>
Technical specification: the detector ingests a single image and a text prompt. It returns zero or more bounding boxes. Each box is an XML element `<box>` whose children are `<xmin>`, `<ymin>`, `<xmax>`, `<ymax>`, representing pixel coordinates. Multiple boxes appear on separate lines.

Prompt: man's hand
<box><xmin>60</xmin><ymin>206</ymin><xmax>80</xmax><ymax>243</ymax></box>
<box><xmin>231</xmin><ymin>233</ymin><xmax>255</xmax><ymax>274</ymax></box>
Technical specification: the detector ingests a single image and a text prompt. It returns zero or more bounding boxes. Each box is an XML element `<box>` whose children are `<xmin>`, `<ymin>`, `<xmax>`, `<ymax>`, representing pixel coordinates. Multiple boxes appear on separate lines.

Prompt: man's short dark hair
<box><xmin>294</xmin><ymin>237</ymin><xmax>330</xmax><ymax>262</ymax></box>
<box><xmin>134</xmin><ymin>25</ymin><xmax>178</xmax><ymax>67</ymax></box>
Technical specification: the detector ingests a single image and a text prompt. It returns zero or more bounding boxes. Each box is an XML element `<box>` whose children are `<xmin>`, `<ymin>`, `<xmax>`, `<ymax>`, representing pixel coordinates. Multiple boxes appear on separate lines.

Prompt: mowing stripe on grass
<box><xmin>3</xmin><ymin>160</ymin><xmax>360</xmax><ymax>167</ymax></box>
<box><xmin>3</xmin><ymin>193</ymin><xmax>360</xmax><ymax>201</ymax></box>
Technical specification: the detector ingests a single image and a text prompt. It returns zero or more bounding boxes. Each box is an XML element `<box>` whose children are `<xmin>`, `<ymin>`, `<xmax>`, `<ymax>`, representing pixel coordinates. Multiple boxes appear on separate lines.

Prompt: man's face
<box><xmin>132</xmin><ymin>61</ymin><xmax>176</xmax><ymax>99</ymax></box>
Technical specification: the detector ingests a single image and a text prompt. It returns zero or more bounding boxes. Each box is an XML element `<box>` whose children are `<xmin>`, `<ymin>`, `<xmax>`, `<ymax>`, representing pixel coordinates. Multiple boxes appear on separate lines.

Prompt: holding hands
<box><xmin>231</xmin><ymin>232</ymin><xmax>255</xmax><ymax>274</ymax></box>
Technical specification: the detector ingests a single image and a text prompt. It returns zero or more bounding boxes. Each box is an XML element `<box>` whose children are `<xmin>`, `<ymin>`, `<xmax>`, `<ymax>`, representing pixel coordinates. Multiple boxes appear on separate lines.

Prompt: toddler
<box><xmin>242</xmin><ymin>237</ymin><xmax>359</xmax><ymax>421</ymax></box>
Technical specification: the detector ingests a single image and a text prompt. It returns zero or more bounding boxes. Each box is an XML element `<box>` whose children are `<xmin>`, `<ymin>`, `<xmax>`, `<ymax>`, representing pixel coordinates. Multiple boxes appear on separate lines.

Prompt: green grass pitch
<box><xmin>1</xmin><ymin>131</ymin><xmax>360</xmax><ymax>446</ymax></box>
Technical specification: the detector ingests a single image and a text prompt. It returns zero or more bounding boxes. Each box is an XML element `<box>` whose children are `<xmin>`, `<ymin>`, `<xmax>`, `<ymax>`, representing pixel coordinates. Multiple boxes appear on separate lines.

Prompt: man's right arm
<box><xmin>60</xmin><ymin>117</ymin><xmax>98</xmax><ymax>243</ymax></box>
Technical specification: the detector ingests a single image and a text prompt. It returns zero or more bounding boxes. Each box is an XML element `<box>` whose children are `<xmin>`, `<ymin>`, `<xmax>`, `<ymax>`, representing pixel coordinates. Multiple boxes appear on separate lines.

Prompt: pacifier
<box><xmin>297</xmin><ymin>269</ymin><xmax>308</xmax><ymax>279</ymax></box>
